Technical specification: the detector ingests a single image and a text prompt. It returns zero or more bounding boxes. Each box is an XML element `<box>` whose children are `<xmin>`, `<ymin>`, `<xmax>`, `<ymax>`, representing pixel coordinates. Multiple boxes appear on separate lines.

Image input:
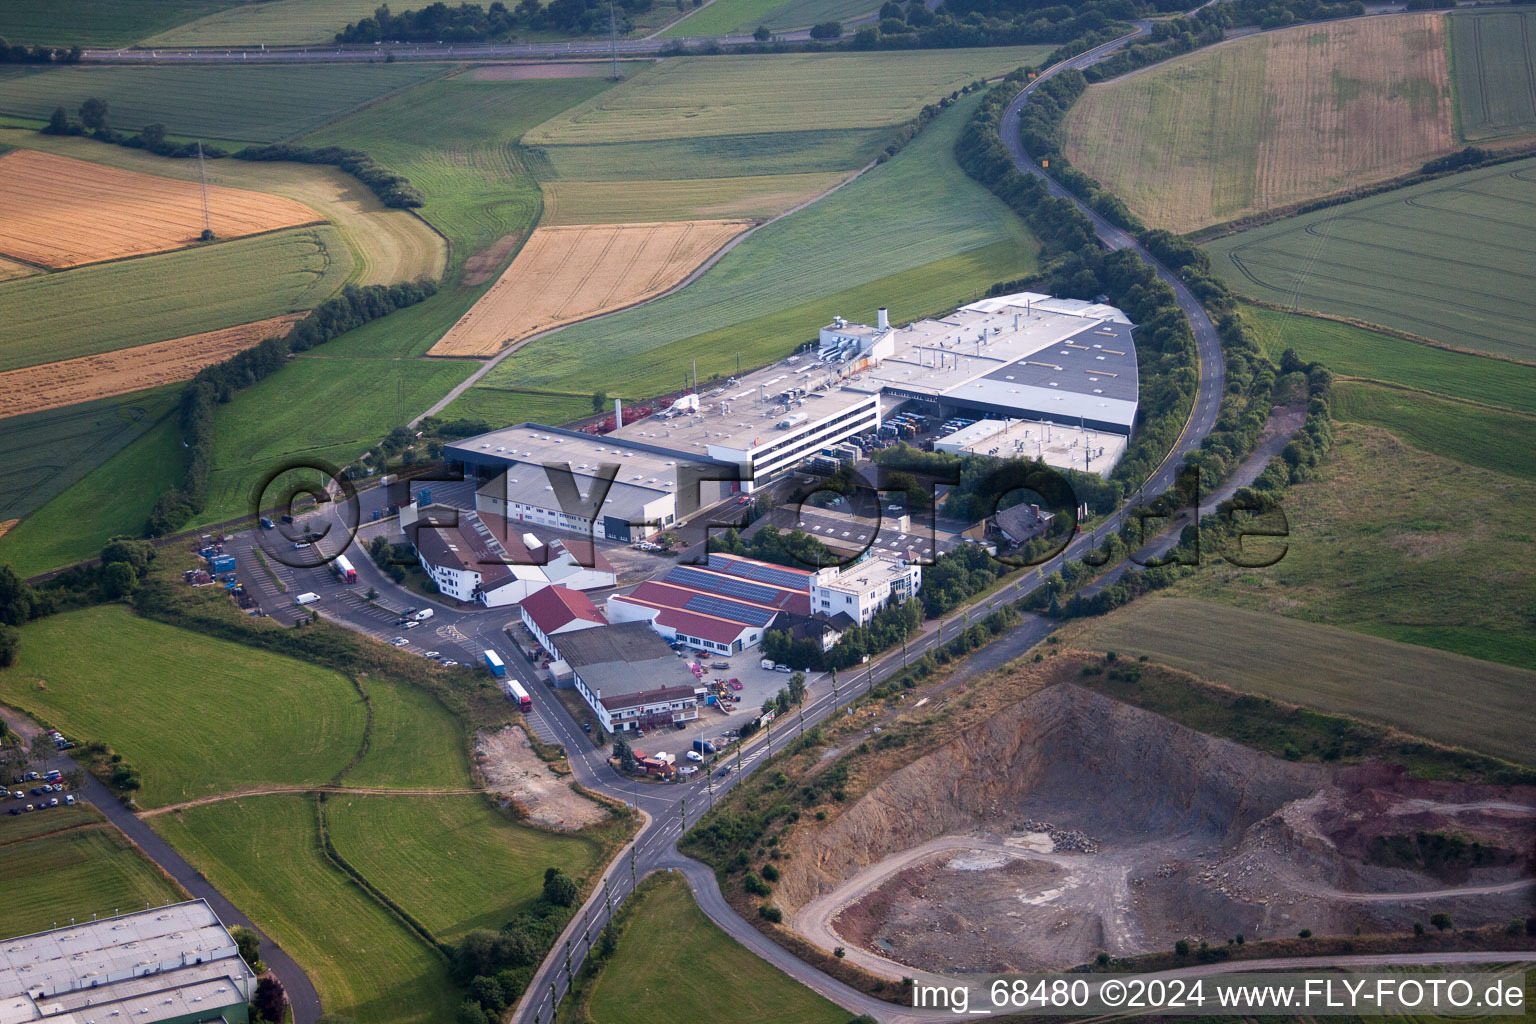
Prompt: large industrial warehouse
<box><xmin>444</xmin><ymin>292</ymin><xmax>1137</xmax><ymax>536</ymax></box>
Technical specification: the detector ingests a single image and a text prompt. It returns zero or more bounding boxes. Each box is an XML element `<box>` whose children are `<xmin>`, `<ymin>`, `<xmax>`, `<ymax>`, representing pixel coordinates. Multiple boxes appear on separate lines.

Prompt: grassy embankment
<box><xmin>560</xmin><ymin>872</ymin><xmax>849</xmax><ymax>1024</ymax></box>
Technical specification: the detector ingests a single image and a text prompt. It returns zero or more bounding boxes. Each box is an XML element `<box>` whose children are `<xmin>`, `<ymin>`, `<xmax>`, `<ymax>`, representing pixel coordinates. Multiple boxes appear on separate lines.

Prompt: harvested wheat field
<box><xmin>0</xmin><ymin>150</ymin><xmax>322</xmax><ymax>268</ymax></box>
<box><xmin>428</xmin><ymin>220</ymin><xmax>749</xmax><ymax>357</ymax></box>
<box><xmin>1064</xmin><ymin>14</ymin><xmax>1455</xmax><ymax>231</ymax></box>
<box><xmin>0</xmin><ymin>314</ymin><xmax>303</xmax><ymax>418</ymax></box>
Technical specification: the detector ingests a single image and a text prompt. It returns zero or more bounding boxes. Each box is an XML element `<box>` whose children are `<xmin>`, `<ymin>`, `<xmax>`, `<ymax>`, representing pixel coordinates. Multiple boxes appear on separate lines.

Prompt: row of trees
<box><xmin>42</xmin><ymin>98</ymin><xmax>224</xmax><ymax>159</ymax></box>
<box><xmin>0</xmin><ymin>38</ymin><xmax>82</xmax><ymax>64</ymax></box>
<box><xmin>336</xmin><ymin>0</ymin><xmax>654</xmax><ymax>41</ymax></box>
<box><xmin>148</xmin><ymin>282</ymin><xmax>437</xmax><ymax>537</ymax></box>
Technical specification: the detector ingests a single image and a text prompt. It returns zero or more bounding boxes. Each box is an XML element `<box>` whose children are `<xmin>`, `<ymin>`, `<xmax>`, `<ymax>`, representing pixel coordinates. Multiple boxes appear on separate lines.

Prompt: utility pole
<box><xmin>196</xmin><ymin>141</ymin><xmax>212</xmax><ymax>240</ymax></box>
<box><xmin>679</xmin><ymin>795</ymin><xmax>686</xmax><ymax>831</ymax></box>
<box><xmin>608</xmin><ymin>2</ymin><xmax>620</xmax><ymax>80</ymax></box>
<box><xmin>630</xmin><ymin>844</ymin><xmax>637</xmax><ymax>889</ymax></box>
<box><xmin>830</xmin><ymin>666</ymin><xmax>838</xmax><ymax>705</ymax></box>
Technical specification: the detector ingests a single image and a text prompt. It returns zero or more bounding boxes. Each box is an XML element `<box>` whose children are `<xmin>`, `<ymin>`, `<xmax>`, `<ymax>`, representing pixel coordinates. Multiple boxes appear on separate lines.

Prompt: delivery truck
<box><xmin>483</xmin><ymin>650</ymin><xmax>506</xmax><ymax>677</ymax></box>
<box><xmin>295</xmin><ymin>592</ymin><xmax>320</xmax><ymax>606</ymax></box>
<box><xmin>334</xmin><ymin>554</ymin><xmax>357</xmax><ymax>584</ymax></box>
<box><xmin>507</xmin><ymin>678</ymin><xmax>533</xmax><ymax>713</ymax></box>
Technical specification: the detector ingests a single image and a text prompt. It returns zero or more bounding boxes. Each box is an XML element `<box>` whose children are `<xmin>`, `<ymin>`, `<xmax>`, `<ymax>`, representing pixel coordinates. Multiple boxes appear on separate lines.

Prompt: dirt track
<box><xmin>138</xmin><ymin>783</ymin><xmax>481</xmax><ymax>817</ymax></box>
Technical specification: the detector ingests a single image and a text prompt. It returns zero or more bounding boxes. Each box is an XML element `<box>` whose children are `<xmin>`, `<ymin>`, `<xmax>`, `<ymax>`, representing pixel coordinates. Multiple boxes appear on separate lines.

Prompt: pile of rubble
<box><xmin>1019</xmin><ymin>818</ymin><xmax>1098</xmax><ymax>853</ymax></box>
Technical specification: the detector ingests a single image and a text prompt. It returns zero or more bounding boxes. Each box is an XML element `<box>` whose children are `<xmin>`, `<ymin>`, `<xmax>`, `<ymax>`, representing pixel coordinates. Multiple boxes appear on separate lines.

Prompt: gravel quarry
<box><xmin>784</xmin><ymin>685</ymin><xmax>1535</xmax><ymax>977</ymax></box>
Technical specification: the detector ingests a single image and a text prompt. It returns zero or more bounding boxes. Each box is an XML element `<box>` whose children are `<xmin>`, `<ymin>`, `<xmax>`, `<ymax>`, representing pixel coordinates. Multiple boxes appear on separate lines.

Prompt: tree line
<box><xmin>0</xmin><ymin>38</ymin><xmax>81</xmax><ymax>64</ymax></box>
<box><xmin>336</xmin><ymin>0</ymin><xmax>655</xmax><ymax>42</ymax></box>
<box><xmin>148</xmin><ymin>282</ymin><xmax>438</xmax><ymax>537</ymax></box>
<box><xmin>0</xmin><ymin>538</ymin><xmax>159</xmax><ymax>666</ymax></box>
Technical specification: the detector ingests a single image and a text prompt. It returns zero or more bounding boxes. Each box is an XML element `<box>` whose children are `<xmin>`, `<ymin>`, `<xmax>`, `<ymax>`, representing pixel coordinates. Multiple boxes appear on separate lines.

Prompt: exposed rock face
<box><xmin>780</xmin><ymin>684</ymin><xmax>1323</xmax><ymax>911</ymax></box>
<box><xmin>782</xmin><ymin>684</ymin><xmax>1535</xmax><ymax>973</ymax></box>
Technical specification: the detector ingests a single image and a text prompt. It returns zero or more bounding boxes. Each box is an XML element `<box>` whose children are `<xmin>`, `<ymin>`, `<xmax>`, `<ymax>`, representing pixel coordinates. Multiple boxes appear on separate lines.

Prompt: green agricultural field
<box><xmin>1242</xmin><ymin>305</ymin><xmax>1536</xmax><ymax>413</ymax></box>
<box><xmin>438</xmin><ymin>388</ymin><xmax>598</xmax><ymax>431</ymax></box>
<box><xmin>753</xmin><ymin>0</ymin><xmax>885</xmax><ymax>31</ymax></box>
<box><xmin>1175</xmin><ymin>421</ymin><xmax>1536</xmax><ymax>673</ymax></box>
<box><xmin>466</xmin><ymin>93</ymin><xmax>1037</xmax><ymax>405</ymax></box>
<box><xmin>0</xmin><ymin>63</ymin><xmax>450</xmax><ymax>143</ymax></box>
<box><xmin>1206</xmin><ymin>156</ymin><xmax>1536</xmax><ymax>361</ymax></box>
<box><xmin>1331</xmin><ymin>380</ymin><xmax>1536</xmax><ymax>480</ymax></box>
<box><xmin>532</xmin><ymin>126</ymin><xmax>899</xmax><ymax>182</ymax></box>
<box><xmin>1071</xmin><ymin>597</ymin><xmax>1536</xmax><ymax>764</ymax></box>
<box><xmin>326</xmin><ymin>794</ymin><xmax>603</xmax><ymax>941</ymax></box>
<box><xmin>0</xmin><ymin>385</ymin><xmax>179</xmax><ymax>526</ymax></box>
<box><xmin>541</xmin><ymin>171</ymin><xmax>849</xmax><ymax>224</ymax></box>
<box><xmin>0</xmin><ymin>0</ymin><xmax>234</xmax><ymax>47</ymax></box>
<box><xmin>0</xmin><ymin>605</ymin><xmax>366</xmax><ymax>806</ymax></box>
<box><xmin>657</xmin><ymin>0</ymin><xmax>796</xmax><ymax>36</ymax></box>
<box><xmin>306</xmin><ymin>73</ymin><xmax>613</xmax><ymax>267</ymax></box>
<box><xmin>0</xmin><ymin>412</ymin><xmax>181</xmax><ymax>578</ymax></box>
<box><xmin>0</xmin><ymin>227</ymin><xmax>351</xmax><ymax>372</ymax></box>
<box><xmin>153</xmin><ymin>796</ymin><xmax>456</xmax><ymax>1024</ymax></box>
<box><xmin>143</xmin><ymin>0</ymin><xmax>396</xmax><ymax>47</ymax></box>
<box><xmin>346</xmin><ymin>677</ymin><xmax>473</xmax><ymax>790</ymax></box>
<box><xmin>0</xmin><ymin>828</ymin><xmax>187</xmax><ymax>939</ymax></box>
<box><xmin>0</xmin><ymin>801</ymin><xmax>103</xmax><ymax>846</ymax></box>
<box><xmin>570</xmin><ymin>873</ymin><xmax>848</xmax><ymax>1024</ymax></box>
<box><xmin>1449</xmin><ymin>9</ymin><xmax>1536</xmax><ymax>141</ymax></box>
<box><xmin>526</xmin><ymin>48</ymin><xmax>1053</xmax><ymax>146</ymax></box>
<box><xmin>196</xmin><ymin>355</ymin><xmax>476</xmax><ymax>526</ymax></box>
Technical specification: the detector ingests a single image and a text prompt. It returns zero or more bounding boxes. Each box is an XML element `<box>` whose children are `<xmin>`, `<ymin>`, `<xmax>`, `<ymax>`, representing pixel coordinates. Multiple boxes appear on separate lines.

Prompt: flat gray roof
<box><xmin>0</xmin><ymin>901</ymin><xmax>253</xmax><ymax>1024</ymax></box>
<box><xmin>559</xmin><ymin>622</ymin><xmax>697</xmax><ymax>699</ymax></box>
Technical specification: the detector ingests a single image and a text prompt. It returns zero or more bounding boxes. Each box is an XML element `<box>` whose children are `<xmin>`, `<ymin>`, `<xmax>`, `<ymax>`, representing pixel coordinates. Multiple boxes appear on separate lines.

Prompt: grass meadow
<box><xmin>1070</xmin><ymin>596</ymin><xmax>1536</xmax><ymax>764</ymax></box>
<box><xmin>0</xmin><ymin>384</ymin><xmax>178</xmax><ymax>526</ymax></box>
<box><xmin>1242</xmin><ymin>305</ymin><xmax>1536</xmax><ymax>413</ymax></box>
<box><xmin>0</xmin><ymin>411</ymin><xmax>181</xmax><ymax>578</ymax></box>
<box><xmin>1176</xmin><ymin>421</ymin><xmax>1536</xmax><ymax>673</ymax></box>
<box><xmin>0</xmin><ymin>0</ymin><xmax>232</xmax><ymax>47</ymax></box>
<box><xmin>0</xmin><ymin>827</ymin><xmax>188</xmax><ymax>938</ymax></box>
<box><xmin>464</xmin><ymin>93</ymin><xmax>1037</xmax><ymax>407</ymax></box>
<box><xmin>569</xmin><ymin>872</ymin><xmax>848</xmax><ymax>1024</ymax></box>
<box><xmin>1206</xmin><ymin>156</ymin><xmax>1536</xmax><ymax>360</ymax></box>
<box><xmin>0</xmin><ymin>605</ymin><xmax>366</xmax><ymax>806</ymax></box>
<box><xmin>325</xmin><ymin>794</ymin><xmax>602</xmax><ymax>941</ymax></box>
<box><xmin>0</xmin><ymin>801</ymin><xmax>103</xmax><ymax>846</ymax></box>
<box><xmin>1064</xmin><ymin>14</ymin><xmax>1456</xmax><ymax>231</ymax></box>
<box><xmin>143</xmin><ymin>0</ymin><xmax>393</xmax><ymax>46</ymax></box>
<box><xmin>152</xmin><ymin>795</ymin><xmax>458</xmax><ymax>1024</ymax></box>
<box><xmin>345</xmin><ymin>677</ymin><xmax>474</xmax><ymax>790</ymax></box>
<box><xmin>540</xmin><ymin>171</ymin><xmax>848</xmax><ymax>224</ymax></box>
<box><xmin>306</xmin><ymin>73</ymin><xmax>614</xmax><ymax>268</ymax></box>
<box><xmin>194</xmin><ymin>355</ymin><xmax>476</xmax><ymax>526</ymax></box>
<box><xmin>658</xmin><ymin>0</ymin><xmax>879</xmax><ymax>36</ymax></box>
<box><xmin>526</xmin><ymin>49</ymin><xmax>1053</xmax><ymax>146</ymax></box>
<box><xmin>0</xmin><ymin>63</ymin><xmax>450</xmax><ymax>143</ymax></box>
<box><xmin>1330</xmin><ymin>380</ymin><xmax>1536</xmax><ymax>480</ymax></box>
<box><xmin>1449</xmin><ymin>9</ymin><xmax>1536</xmax><ymax>141</ymax></box>
<box><xmin>0</xmin><ymin>227</ymin><xmax>352</xmax><ymax>371</ymax></box>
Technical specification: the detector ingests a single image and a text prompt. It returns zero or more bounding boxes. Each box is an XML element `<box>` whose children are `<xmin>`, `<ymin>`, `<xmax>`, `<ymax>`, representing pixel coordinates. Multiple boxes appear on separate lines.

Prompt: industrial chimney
<box><xmin>877</xmin><ymin>307</ymin><xmax>889</xmax><ymax>331</ymax></box>
<box><xmin>614</xmin><ymin>398</ymin><xmax>623</xmax><ymax>430</ymax></box>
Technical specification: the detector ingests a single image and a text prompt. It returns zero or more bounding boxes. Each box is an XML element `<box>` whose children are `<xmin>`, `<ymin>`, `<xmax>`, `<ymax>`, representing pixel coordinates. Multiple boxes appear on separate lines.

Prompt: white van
<box><xmin>295</xmin><ymin>592</ymin><xmax>321</xmax><ymax>606</ymax></box>
<box><xmin>414</xmin><ymin>608</ymin><xmax>434</xmax><ymax>621</ymax></box>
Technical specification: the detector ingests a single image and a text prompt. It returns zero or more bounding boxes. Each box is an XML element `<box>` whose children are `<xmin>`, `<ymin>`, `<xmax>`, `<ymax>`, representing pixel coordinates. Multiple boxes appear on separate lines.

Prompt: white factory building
<box><xmin>810</xmin><ymin>553</ymin><xmax>922</xmax><ymax>625</ymax></box>
<box><xmin>444</xmin><ymin>292</ymin><xmax>1137</xmax><ymax>535</ymax></box>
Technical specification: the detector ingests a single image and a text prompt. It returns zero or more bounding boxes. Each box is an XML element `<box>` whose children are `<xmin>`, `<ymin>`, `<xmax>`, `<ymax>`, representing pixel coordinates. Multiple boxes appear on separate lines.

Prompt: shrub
<box><xmin>759</xmin><ymin>904</ymin><xmax>783</xmax><ymax>923</ymax></box>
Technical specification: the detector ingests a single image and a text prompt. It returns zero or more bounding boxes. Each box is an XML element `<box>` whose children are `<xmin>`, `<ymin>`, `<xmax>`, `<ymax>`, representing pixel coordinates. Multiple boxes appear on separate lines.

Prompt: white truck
<box><xmin>414</xmin><ymin>608</ymin><xmax>434</xmax><ymax>621</ymax></box>
<box><xmin>295</xmin><ymin>592</ymin><xmax>321</xmax><ymax>606</ymax></box>
<box><xmin>759</xmin><ymin>658</ymin><xmax>775</xmax><ymax>670</ymax></box>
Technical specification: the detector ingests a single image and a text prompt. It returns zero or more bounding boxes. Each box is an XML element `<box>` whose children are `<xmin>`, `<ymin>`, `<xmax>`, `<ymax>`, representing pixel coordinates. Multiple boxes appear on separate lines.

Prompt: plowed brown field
<box><xmin>427</xmin><ymin>220</ymin><xmax>750</xmax><ymax>357</ymax></box>
<box><xmin>0</xmin><ymin>314</ymin><xmax>304</xmax><ymax>418</ymax></box>
<box><xmin>0</xmin><ymin>150</ymin><xmax>323</xmax><ymax>268</ymax></box>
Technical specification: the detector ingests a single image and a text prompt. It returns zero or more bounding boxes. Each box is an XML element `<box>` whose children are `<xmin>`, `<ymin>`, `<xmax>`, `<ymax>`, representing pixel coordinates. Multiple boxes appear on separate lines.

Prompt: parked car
<box><xmin>685</xmin><ymin>750</ymin><xmax>703</xmax><ymax>763</ymax></box>
<box><xmin>391</xmin><ymin>636</ymin><xmax>409</xmax><ymax>646</ymax></box>
<box><xmin>423</xmin><ymin>651</ymin><xmax>441</xmax><ymax>659</ymax></box>
<box><xmin>65</xmin><ymin>795</ymin><xmax>76</xmax><ymax>806</ymax></box>
<box><xmin>403</xmin><ymin>620</ymin><xmax>421</xmax><ymax>629</ymax></box>
<box><xmin>48</xmin><ymin>797</ymin><xmax>58</xmax><ymax>807</ymax></box>
<box><xmin>441</xmin><ymin>660</ymin><xmax>458</xmax><ymax>667</ymax></box>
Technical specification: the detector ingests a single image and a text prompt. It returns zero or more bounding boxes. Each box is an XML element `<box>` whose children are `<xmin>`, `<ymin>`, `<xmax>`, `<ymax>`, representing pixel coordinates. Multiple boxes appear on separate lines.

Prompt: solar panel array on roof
<box><xmin>684</xmin><ymin>594</ymin><xmax>775</xmax><ymax>627</ymax></box>
<box><xmin>708</xmin><ymin>553</ymin><xmax>812</xmax><ymax>590</ymax></box>
<box><xmin>664</xmin><ymin>566</ymin><xmax>783</xmax><ymax>605</ymax></box>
